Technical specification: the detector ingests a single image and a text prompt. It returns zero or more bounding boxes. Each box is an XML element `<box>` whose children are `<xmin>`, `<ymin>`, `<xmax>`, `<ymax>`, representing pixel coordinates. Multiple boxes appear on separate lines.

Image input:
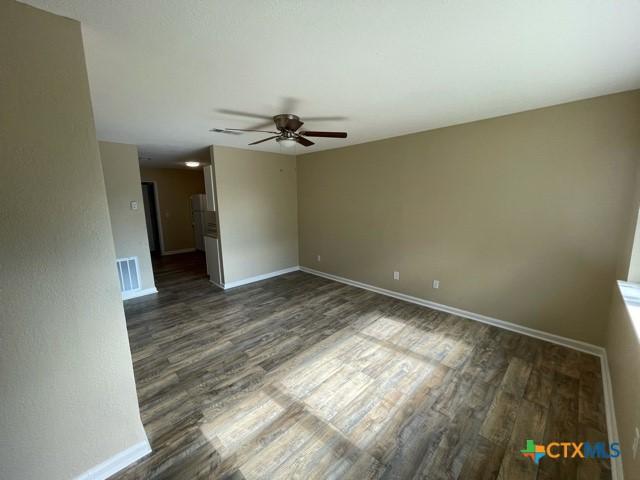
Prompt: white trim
<box><xmin>161</xmin><ymin>248</ymin><xmax>196</xmax><ymax>256</ymax></box>
<box><xmin>75</xmin><ymin>439</ymin><xmax>151</xmax><ymax>480</ymax></box>
<box><xmin>600</xmin><ymin>349</ymin><xmax>623</xmax><ymax>479</ymax></box>
<box><xmin>217</xmin><ymin>266</ymin><xmax>300</xmax><ymax>290</ymax></box>
<box><xmin>617</xmin><ymin>279</ymin><xmax>640</xmax><ymax>303</ymax></box>
<box><xmin>122</xmin><ymin>287</ymin><xmax>158</xmax><ymax>301</ymax></box>
<box><xmin>299</xmin><ymin>266</ymin><xmax>623</xmax><ymax>479</ymax></box>
<box><xmin>301</xmin><ymin>267</ymin><xmax>601</xmax><ymax>354</ymax></box>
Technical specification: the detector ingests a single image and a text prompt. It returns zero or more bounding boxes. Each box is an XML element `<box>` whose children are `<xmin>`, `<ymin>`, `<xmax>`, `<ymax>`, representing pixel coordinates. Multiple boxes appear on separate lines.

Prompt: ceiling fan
<box><xmin>211</xmin><ymin>113</ymin><xmax>347</xmax><ymax>148</ymax></box>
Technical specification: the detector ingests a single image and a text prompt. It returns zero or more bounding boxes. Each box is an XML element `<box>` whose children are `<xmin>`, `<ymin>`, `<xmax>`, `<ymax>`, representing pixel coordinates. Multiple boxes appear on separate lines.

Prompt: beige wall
<box><xmin>139</xmin><ymin>167</ymin><xmax>205</xmax><ymax>253</ymax></box>
<box><xmin>621</xmin><ymin>164</ymin><xmax>640</xmax><ymax>283</ymax></box>
<box><xmin>0</xmin><ymin>2</ymin><xmax>147</xmax><ymax>479</ymax></box>
<box><xmin>100</xmin><ymin>141</ymin><xmax>155</xmax><ymax>291</ymax></box>
<box><xmin>212</xmin><ymin>146</ymin><xmax>299</xmax><ymax>284</ymax></box>
<box><xmin>607</xmin><ymin>156</ymin><xmax>640</xmax><ymax>479</ymax></box>
<box><xmin>606</xmin><ymin>287</ymin><xmax>640</xmax><ymax>479</ymax></box>
<box><xmin>298</xmin><ymin>90</ymin><xmax>640</xmax><ymax>346</ymax></box>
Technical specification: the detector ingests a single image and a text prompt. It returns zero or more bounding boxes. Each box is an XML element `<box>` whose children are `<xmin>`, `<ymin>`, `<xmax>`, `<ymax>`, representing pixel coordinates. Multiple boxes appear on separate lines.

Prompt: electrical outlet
<box><xmin>130</xmin><ymin>201</ymin><xmax>138</xmax><ymax>210</ymax></box>
<box><xmin>633</xmin><ymin>426</ymin><xmax>640</xmax><ymax>459</ymax></box>
<box><xmin>317</xmin><ymin>255</ymin><xmax>321</xmax><ymax>262</ymax></box>
<box><xmin>393</xmin><ymin>271</ymin><xmax>400</xmax><ymax>280</ymax></box>
<box><xmin>433</xmin><ymin>280</ymin><xmax>440</xmax><ymax>289</ymax></box>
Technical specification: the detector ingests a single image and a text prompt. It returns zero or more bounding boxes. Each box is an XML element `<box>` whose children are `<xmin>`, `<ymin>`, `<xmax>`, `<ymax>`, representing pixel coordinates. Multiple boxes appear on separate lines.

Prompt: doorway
<box><xmin>141</xmin><ymin>182</ymin><xmax>161</xmax><ymax>256</ymax></box>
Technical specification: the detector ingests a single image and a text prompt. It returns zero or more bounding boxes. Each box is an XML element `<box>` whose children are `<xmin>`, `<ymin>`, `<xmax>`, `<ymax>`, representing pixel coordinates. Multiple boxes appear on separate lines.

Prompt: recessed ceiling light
<box><xmin>185</xmin><ymin>161</ymin><xmax>200</xmax><ymax>168</ymax></box>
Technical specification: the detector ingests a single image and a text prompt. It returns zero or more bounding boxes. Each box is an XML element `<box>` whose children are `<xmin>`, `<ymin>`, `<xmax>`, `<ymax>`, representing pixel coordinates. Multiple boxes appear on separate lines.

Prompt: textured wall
<box><xmin>100</xmin><ymin>141</ymin><xmax>155</xmax><ymax>291</ymax></box>
<box><xmin>139</xmin><ymin>167</ymin><xmax>205</xmax><ymax>252</ymax></box>
<box><xmin>212</xmin><ymin>146</ymin><xmax>299</xmax><ymax>284</ymax></box>
<box><xmin>0</xmin><ymin>2</ymin><xmax>147</xmax><ymax>479</ymax></box>
<box><xmin>298</xmin><ymin>90</ymin><xmax>640</xmax><ymax>345</ymax></box>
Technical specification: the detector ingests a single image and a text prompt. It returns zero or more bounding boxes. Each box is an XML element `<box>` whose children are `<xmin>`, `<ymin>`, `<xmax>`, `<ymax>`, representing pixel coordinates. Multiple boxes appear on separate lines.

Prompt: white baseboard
<box><xmin>161</xmin><ymin>248</ymin><xmax>196</xmax><ymax>256</ymax></box>
<box><xmin>301</xmin><ymin>267</ymin><xmax>601</xmax><ymax>354</ymax></box>
<box><xmin>218</xmin><ymin>266</ymin><xmax>300</xmax><ymax>290</ymax></box>
<box><xmin>300</xmin><ymin>266</ymin><xmax>622</xmax><ymax>478</ymax></box>
<box><xmin>600</xmin><ymin>350</ymin><xmax>623</xmax><ymax>479</ymax></box>
<box><xmin>122</xmin><ymin>287</ymin><xmax>158</xmax><ymax>301</ymax></box>
<box><xmin>75</xmin><ymin>439</ymin><xmax>151</xmax><ymax>480</ymax></box>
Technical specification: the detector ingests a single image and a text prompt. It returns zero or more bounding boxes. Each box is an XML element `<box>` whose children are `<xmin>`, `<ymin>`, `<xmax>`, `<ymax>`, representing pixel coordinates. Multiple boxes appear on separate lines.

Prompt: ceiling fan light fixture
<box><xmin>214</xmin><ymin>110</ymin><xmax>346</xmax><ymax>148</ymax></box>
<box><xmin>185</xmin><ymin>161</ymin><xmax>200</xmax><ymax>167</ymax></box>
<box><xmin>277</xmin><ymin>137</ymin><xmax>297</xmax><ymax>148</ymax></box>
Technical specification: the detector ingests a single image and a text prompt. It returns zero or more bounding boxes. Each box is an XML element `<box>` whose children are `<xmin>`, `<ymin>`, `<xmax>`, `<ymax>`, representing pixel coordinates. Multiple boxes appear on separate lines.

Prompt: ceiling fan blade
<box><xmin>299</xmin><ymin>131</ymin><xmax>347</xmax><ymax>138</ymax></box>
<box><xmin>248</xmin><ymin>135</ymin><xmax>280</xmax><ymax>145</ymax></box>
<box><xmin>225</xmin><ymin>128</ymin><xmax>279</xmax><ymax>134</ymax></box>
<box><xmin>217</xmin><ymin>109</ymin><xmax>272</xmax><ymax>120</ymax></box>
<box><xmin>209</xmin><ymin>128</ymin><xmax>241</xmax><ymax>135</ymax></box>
<box><xmin>302</xmin><ymin>116</ymin><xmax>347</xmax><ymax>122</ymax></box>
<box><xmin>247</xmin><ymin>120</ymin><xmax>276</xmax><ymax>130</ymax></box>
<box><xmin>218</xmin><ymin>109</ymin><xmax>275</xmax><ymax>130</ymax></box>
<box><xmin>296</xmin><ymin>136</ymin><xmax>314</xmax><ymax>147</ymax></box>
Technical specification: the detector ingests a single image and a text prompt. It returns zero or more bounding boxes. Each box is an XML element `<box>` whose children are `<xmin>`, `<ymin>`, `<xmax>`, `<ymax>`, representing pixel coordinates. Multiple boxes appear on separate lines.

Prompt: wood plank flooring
<box><xmin>112</xmin><ymin>252</ymin><xmax>610</xmax><ymax>479</ymax></box>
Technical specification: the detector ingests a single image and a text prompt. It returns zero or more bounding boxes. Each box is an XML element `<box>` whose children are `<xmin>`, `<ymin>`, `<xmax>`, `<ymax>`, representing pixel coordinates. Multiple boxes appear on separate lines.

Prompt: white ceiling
<box><xmin>22</xmin><ymin>0</ymin><xmax>640</xmax><ymax>164</ymax></box>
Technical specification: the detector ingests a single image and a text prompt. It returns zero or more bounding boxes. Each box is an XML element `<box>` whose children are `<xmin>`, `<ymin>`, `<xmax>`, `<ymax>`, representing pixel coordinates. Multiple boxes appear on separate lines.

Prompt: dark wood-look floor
<box><xmin>113</xmin><ymin>252</ymin><xmax>610</xmax><ymax>479</ymax></box>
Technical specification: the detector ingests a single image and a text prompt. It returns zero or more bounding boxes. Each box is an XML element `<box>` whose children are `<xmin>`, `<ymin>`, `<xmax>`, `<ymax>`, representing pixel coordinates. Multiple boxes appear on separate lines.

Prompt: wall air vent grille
<box><xmin>116</xmin><ymin>257</ymin><xmax>140</xmax><ymax>293</ymax></box>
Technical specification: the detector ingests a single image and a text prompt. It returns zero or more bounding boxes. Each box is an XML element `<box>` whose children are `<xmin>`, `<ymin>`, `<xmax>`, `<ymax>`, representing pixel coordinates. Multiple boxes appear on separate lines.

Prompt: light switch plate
<box><xmin>130</xmin><ymin>201</ymin><xmax>138</xmax><ymax>210</ymax></box>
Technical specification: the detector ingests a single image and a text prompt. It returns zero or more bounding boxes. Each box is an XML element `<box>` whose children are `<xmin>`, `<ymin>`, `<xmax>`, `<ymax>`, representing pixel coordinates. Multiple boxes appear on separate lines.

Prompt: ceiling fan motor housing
<box><xmin>273</xmin><ymin>114</ymin><xmax>303</xmax><ymax>132</ymax></box>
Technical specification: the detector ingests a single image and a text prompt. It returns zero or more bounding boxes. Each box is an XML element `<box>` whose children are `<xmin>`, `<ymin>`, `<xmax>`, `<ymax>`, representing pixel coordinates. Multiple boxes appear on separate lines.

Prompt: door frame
<box><xmin>141</xmin><ymin>181</ymin><xmax>165</xmax><ymax>255</ymax></box>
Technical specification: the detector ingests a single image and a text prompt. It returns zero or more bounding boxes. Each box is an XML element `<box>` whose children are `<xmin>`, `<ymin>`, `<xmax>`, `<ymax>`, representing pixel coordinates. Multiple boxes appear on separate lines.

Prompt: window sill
<box><xmin>617</xmin><ymin>280</ymin><xmax>640</xmax><ymax>340</ymax></box>
<box><xmin>617</xmin><ymin>280</ymin><xmax>640</xmax><ymax>305</ymax></box>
